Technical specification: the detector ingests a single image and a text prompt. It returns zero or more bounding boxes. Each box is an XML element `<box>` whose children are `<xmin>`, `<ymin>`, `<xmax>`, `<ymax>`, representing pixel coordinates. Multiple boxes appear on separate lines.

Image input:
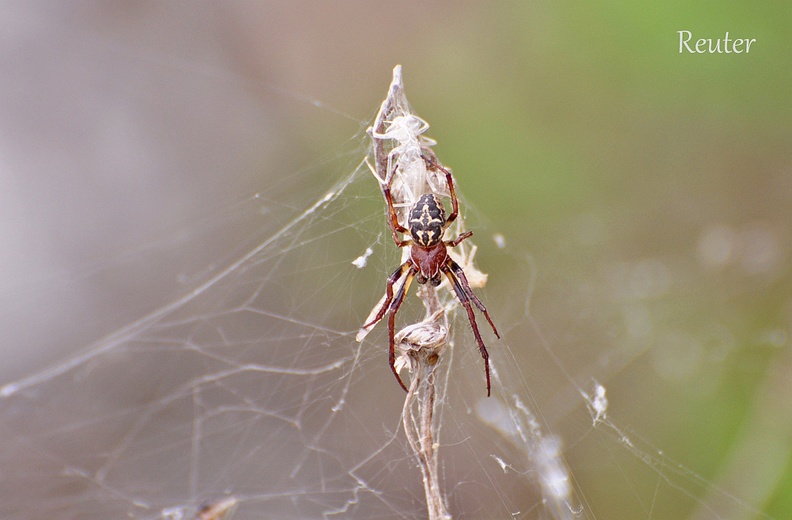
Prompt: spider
<box><xmin>364</xmin><ymin>155</ymin><xmax>500</xmax><ymax>396</ymax></box>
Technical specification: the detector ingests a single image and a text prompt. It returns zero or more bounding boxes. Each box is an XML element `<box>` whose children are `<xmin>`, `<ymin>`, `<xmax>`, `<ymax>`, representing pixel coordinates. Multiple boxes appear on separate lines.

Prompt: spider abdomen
<box><xmin>409</xmin><ymin>194</ymin><xmax>446</xmax><ymax>247</ymax></box>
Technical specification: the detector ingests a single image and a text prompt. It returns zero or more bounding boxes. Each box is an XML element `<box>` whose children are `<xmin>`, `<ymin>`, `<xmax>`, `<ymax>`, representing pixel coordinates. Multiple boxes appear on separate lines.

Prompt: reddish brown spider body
<box><xmin>410</xmin><ymin>240</ymin><xmax>447</xmax><ymax>286</ymax></box>
<box><xmin>365</xmin><ymin>156</ymin><xmax>500</xmax><ymax>396</ymax></box>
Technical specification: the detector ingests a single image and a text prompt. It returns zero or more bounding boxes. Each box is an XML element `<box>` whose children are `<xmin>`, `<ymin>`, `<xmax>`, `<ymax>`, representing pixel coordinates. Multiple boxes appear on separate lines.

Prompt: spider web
<box><xmin>0</xmin><ymin>8</ymin><xmax>780</xmax><ymax>520</ymax></box>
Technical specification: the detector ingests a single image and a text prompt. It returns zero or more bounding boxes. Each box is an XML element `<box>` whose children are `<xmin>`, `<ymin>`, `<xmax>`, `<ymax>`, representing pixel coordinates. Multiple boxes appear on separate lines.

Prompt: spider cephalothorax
<box><xmin>364</xmin><ymin>156</ymin><xmax>500</xmax><ymax>396</ymax></box>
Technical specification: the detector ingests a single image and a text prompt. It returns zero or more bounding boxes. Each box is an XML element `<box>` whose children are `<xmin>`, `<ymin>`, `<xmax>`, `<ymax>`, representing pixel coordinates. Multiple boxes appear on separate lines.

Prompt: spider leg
<box><xmin>382</xmin><ymin>163</ymin><xmax>412</xmax><ymax>248</ymax></box>
<box><xmin>446</xmin><ymin>230</ymin><xmax>473</xmax><ymax>248</ymax></box>
<box><xmin>363</xmin><ymin>262</ymin><xmax>411</xmax><ymax>330</ymax></box>
<box><xmin>444</xmin><ymin>261</ymin><xmax>498</xmax><ymax>397</ymax></box>
<box><xmin>447</xmin><ymin>258</ymin><xmax>500</xmax><ymax>339</ymax></box>
<box><xmin>388</xmin><ymin>265</ymin><xmax>417</xmax><ymax>392</ymax></box>
<box><xmin>422</xmin><ymin>154</ymin><xmax>459</xmax><ymax>227</ymax></box>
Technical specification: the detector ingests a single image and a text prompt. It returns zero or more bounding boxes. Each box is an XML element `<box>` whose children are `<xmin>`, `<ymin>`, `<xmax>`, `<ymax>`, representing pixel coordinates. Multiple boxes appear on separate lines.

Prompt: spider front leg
<box><xmin>448</xmin><ymin>258</ymin><xmax>500</xmax><ymax>339</ymax></box>
<box><xmin>363</xmin><ymin>262</ymin><xmax>411</xmax><ymax>330</ymax></box>
<box><xmin>444</xmin><ymin>233</ymin><xmax>500</xmax><ymax>339</ymax></box>
<box><xmin>443</xmin><ymin>261</ymin><xmax>499</xmax><ymax>397</ymax></box>
<box><xmin>387</xmin><ymin>265</ymin><xmax>417</xmax><ymax>392</ymax></box>
<box><xmin>361</xmin><ymin>262</ymin><xmax>417</xmax><ymax>392</ymax></box>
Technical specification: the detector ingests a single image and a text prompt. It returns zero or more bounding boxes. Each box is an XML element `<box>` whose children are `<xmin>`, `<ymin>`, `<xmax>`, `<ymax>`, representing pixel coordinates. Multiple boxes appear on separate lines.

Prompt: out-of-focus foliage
<box><xmin>409</xmin><ymin>4</ymin><xmax>791</xmax><ymax>518</ymax></box>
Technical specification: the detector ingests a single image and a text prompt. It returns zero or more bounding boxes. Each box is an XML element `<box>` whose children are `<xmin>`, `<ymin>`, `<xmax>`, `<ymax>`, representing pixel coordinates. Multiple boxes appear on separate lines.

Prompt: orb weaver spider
<box><xmin>364</xmin><ymin>155</ymin><xmax>500</xmax><ymax>396</ymax></box>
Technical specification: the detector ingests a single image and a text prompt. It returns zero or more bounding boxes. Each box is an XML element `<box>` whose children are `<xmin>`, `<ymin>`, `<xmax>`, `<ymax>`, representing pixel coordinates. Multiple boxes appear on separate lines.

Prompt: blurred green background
<box><xmin>1</xmin><ymin>2</ymin><xmax>789</xmax><ymax>518</ymax></box>
<box><xmin>411</xmin><ymin>3</ymin><xmax>792</xmax><ymax>518</ymax></box>
<box><xmin>293</xmin><ymin>2</ymin><xmax>792</xmax><ymax>517</ymax></box>
<box><xmin>417</xmin><ymin>3</ymin><xmax>792</xmax><ymax>518</ymax></box>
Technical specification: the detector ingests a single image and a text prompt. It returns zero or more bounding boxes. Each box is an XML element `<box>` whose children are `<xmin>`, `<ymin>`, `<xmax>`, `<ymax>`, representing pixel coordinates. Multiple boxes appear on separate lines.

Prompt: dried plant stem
<box><xmin>365</xmin><ymin>65</ymin><xmax>462</xmax><ymax>519</ymax></box>
<box><xmin>401</xmin><ymin>286</ymin><xmax>451</xmax><ymax>520</ymax></box>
